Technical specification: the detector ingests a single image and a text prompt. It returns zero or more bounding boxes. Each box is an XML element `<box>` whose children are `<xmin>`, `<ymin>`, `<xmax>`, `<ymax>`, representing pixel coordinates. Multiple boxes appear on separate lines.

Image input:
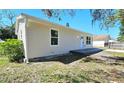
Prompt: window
<box><xmin>51</xmin><ymin>29</ymin><xmax>58</xmax><ymax>45</ymax></box>
<box><xmin>86</xmin><ymin>36</ymin><xmax>91</xmax><ymax>45</ymax></box>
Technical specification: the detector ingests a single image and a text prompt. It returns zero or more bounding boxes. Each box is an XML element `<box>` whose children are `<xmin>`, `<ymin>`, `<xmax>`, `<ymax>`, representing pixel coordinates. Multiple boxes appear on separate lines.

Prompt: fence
<box><xmin>109</xmin><ymin>42</ymin><xmax>124</xmax><ymax>50</ymax></box>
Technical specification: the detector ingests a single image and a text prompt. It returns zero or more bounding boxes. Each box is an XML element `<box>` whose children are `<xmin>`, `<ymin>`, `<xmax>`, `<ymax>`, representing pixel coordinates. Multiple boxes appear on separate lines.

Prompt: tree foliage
<box><xmin>117</xmin><ymin>10</ymin><xmax>124</xmax><ymax>41</ymax></box>
<box><xmin>0</xmin><ymin>26</ymin><xmax>17</xmax><ymax>40</ymax></box>
<box><xmin>42</xmin><ymin>9</ymin><xmax>76</xmax><ymax>21</ymax></box>
<box><xmin>0</xmin><ymin>10</ymin><xmax>17</xmax><ymax>40</ymax></box>
<box><xmin>90</xmin><ymin>9</ymin><xmax>118</xmax><ymax>30</ymax></box>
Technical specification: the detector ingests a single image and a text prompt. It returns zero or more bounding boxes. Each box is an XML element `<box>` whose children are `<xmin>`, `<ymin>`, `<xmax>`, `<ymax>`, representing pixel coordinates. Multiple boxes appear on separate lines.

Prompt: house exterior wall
<box><xmin>93</xmin><ymin>41</ymin><xmax>105</xmax><ymax>47</ymax></box>
<box><xmin>25</xmin><ymin>21</ymin><xmax>92</xmax><ymax>59</ymax></box>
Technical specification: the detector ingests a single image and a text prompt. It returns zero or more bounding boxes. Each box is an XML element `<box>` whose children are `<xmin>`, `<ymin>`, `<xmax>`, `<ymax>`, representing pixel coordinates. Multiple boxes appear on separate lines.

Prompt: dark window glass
<box><xmin>86</xmin><ymin>36</ymin><xmax>88</xmax><ymax>40</ymax></box>
<box><xmin>51</xmin><ymin>38</ymin><xmax>58</xmax><ymax>45</ymax></box>
<box><xmin>86</xmin><ymin>41</ymin><xmax>89</xmax><ymax>45</ymax></box>
<box><xmin>89</xmin><ymin>37</ymin><xmax>91</xmax><ymax>44</ymax></box>
<box><xmin>86</xmin><ymin>36</ymin><xmax>89</xmax><ymax>45</ymax></box>
<box><xmin>51</xmin><ymin>29</ymin><xmax>58</xmax><ymax>37</ymax></box>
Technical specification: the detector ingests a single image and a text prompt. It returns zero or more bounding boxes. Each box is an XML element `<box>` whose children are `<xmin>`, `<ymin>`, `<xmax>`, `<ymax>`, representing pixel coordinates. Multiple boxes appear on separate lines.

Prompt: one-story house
<box><xmin>93</xmin><ymin>35</ymin><xmax>111</xmax><ymax>47</ymax></box>
<box><xmin>15</xmin><ymin>13</ymin><xmax>93</xmax><ymax>62</ymax></box>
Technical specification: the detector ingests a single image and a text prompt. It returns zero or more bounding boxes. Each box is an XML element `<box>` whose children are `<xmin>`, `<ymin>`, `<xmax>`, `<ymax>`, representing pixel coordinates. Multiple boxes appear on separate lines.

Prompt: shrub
<box><xmin>0</xmin><ymin>39</ymin><xmax>24</xmax><ymax>62</ymax></box>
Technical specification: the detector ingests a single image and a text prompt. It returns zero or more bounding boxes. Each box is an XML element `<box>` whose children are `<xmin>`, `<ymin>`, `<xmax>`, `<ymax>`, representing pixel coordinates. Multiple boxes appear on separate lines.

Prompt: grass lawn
<box><xmin>0</xmin><ymin>56</ymin><xmax>9</xmax><ymax>66</ymax></box>
<box><xmin>0</xmin><ymin>53</ymin><xmax>124</xmax><ymax>83</ymax></box>
<box><xmin>106</xmin><ymin>51</ymin><xmax>124</xmax><ymax>57</ymax></box>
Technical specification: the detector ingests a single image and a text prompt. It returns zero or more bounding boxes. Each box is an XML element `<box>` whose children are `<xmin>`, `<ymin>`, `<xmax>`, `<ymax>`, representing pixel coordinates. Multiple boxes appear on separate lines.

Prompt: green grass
<box><xmin>0</xmin><ymin>55</ymin><xmax>124</xmax><ymax>83</ymax></box>
<box><xmin>106</xmin><ymin>51</ymin><xmax>124</xmax><ymax>57</ymax></box>
<box><xmin>0</xmin><ymin>56</ymin><xmax>9</xmax><ymax>66</ymax></box>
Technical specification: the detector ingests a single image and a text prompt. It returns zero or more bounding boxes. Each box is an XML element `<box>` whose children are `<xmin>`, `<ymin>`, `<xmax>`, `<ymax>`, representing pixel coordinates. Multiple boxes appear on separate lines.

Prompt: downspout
<box><xmin>23</xmin><ymin>17</ymin><xmax>29</xmax><ymax>63</ymax></box>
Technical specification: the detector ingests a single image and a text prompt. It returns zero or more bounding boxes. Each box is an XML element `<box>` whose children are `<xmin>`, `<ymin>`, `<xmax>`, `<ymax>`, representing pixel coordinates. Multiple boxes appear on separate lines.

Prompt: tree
<box><xmin>90</xmin><ymin>9</ymin><xmax>118</xmax><ymax>29</ymax></box>
<box><xmin>117</xmin><ymin>27</ymin><xmax>124</xmax><ymax>41</ymax></box>
<box><xmin>0</xmin><ymin>26</ymin><xmax>17</xmax><ymax>40</ymax></box>
<box><xmin>117</xmin><ymin>10</ymin><xmax>124</xmax><ymax>41</ymax></box>
<box><xmin>0</xmin><ymin>10</ymin><xmax>17</xmax><ymax>40</ymax></box>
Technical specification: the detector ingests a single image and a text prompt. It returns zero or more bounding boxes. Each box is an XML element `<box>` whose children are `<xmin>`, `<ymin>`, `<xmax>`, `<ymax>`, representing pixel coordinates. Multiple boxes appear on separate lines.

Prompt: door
<box><xmin>80</xmin><ymin>36</ymin><xmax>84</xmax><ymax>48</ymax></box>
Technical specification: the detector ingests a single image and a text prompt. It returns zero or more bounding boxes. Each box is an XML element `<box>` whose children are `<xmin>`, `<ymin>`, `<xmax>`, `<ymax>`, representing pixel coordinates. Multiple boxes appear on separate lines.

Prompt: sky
<box><xmin>1</xmin><ymin>9</ymin><xmax>120</xmax><ymax>39</ymax></box>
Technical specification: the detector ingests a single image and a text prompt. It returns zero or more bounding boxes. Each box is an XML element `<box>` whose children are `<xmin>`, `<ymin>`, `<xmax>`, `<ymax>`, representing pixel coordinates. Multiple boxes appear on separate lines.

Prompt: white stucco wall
<box><xmin>26</xmin><ymin>21</ymin><xmax>92</xmax><ymax>58</ymax></box>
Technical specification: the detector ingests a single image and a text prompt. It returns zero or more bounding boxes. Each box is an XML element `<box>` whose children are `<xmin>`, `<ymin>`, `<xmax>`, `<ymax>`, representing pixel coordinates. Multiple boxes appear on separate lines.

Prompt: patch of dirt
<box><xmin>89</xmin><ymin>51</ymin><xmax>112</xmax><ymax>61</ymax></box>
<box><xmin>89</xmin><ymin>51</ymin><xmax>124</xmax><ymax>63</ymax></box>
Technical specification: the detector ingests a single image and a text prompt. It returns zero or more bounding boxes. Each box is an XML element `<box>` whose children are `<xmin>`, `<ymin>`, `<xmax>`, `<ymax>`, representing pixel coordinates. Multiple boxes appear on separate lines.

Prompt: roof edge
<box><xmin>19</xmin><ymin>13</ymin><xmax>92</xmax><ymax>35</ymax></box>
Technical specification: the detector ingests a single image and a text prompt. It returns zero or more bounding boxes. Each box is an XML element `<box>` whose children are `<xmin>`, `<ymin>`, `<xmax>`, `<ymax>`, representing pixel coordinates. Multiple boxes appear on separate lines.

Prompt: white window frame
<box><xmin>50</xmin><ymin>28</ymin><xmax>59</xmax><ymax>46</ymax></box>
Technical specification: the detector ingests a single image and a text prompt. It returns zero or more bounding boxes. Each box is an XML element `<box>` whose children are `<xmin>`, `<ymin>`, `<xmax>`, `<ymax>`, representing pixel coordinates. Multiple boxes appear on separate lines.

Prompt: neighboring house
<box><xmin>93</xmin><ymin>35</ymin><xmax>111</xmax><ymax>47</ymax></box>
<box><xmin>15</xmin><ymin>13</ymin><xmax>93</xmax><ymax>62</ymax></box>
